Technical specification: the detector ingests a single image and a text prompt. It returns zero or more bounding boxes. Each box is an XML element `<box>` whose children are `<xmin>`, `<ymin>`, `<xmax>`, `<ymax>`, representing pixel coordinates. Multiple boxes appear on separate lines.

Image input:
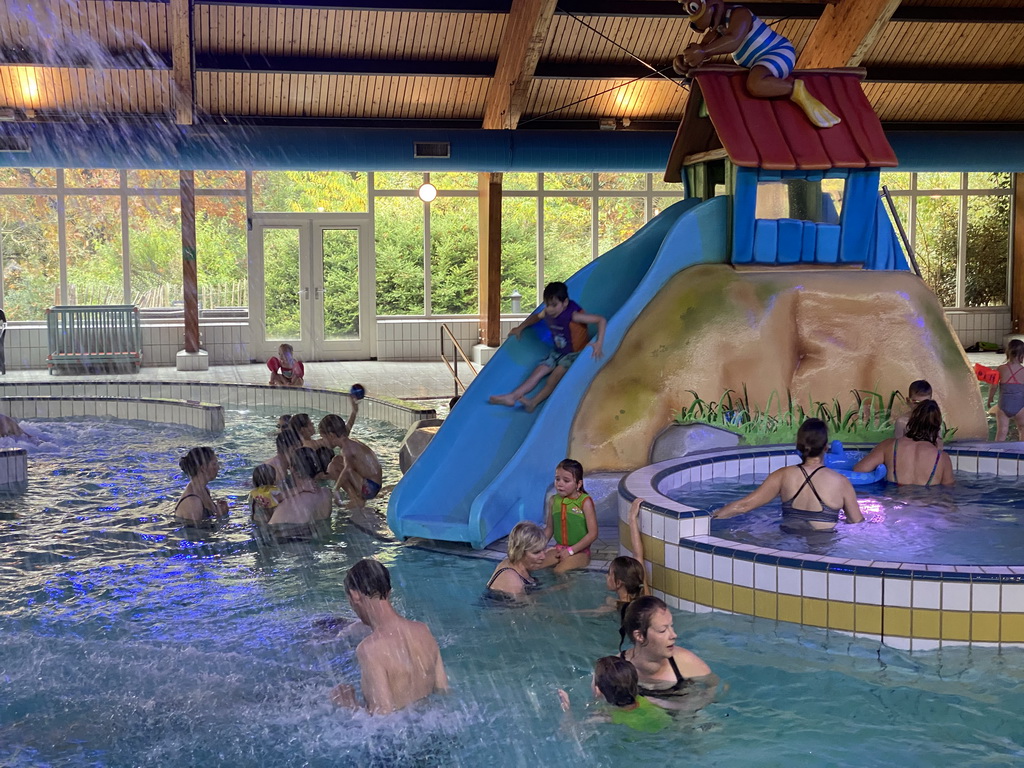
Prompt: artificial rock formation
<box><xmin>570</xmin><ymin>264</ymin><xmax>987</xmax><ymax>471</ymax></box>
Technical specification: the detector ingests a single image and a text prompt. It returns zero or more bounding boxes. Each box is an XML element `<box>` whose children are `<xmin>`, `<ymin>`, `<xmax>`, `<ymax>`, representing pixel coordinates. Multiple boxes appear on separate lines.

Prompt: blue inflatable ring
<box><xmin>821</xmin><ymin>441</ymin><xmax>886</xmax><ymax>485</ymax></box>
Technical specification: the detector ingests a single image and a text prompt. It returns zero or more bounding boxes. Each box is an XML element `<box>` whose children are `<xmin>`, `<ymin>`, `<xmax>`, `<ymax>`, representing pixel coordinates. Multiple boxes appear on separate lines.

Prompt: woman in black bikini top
<box><xmin>619</xmin><ymin>596</ymin><xmax>717</xmax><ymax>709</ymax></box>
<box><xmin>175</xmin><ymin>446</ymin><xmax>228</xmax><ymax>524</ymax></box>
<box><xmin>485</xmin><ymin>521</ymin><xmax>548</xmax><ymax>597</ymax></box>
<box><xmin>853</xmin><ymin>400</ymin><xmax>954</xmax><ymax>487</ymax></box>
<box><xmin>714</xmin><ymin>419</ymin><xmax>863</xmax><ymax>530</ymax></box>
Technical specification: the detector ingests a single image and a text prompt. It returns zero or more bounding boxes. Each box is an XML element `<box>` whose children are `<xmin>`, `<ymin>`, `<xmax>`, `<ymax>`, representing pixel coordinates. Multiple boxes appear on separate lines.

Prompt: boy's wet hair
<box><xmin>290</xmin><ymin>413</ymin><xmax>313</xmax><ymax>433</ymax></box>
<box><xmin>543</xmin><ymin>281</ymin><xmax>569</xmax><ymax>303</ymax></box>
<box><xmin>448</xmin><ymin>395</ymin><xmax>461</xmax><ymax>410</ymax></box>
<box><xmin>594</xmin><ymin>656</ymin><xmax>639</xmax><ymax>708</ymax></box>
<box><xmin>252</xmin><ymin>463</ymin><xmax>277</xmax><ymax>488</ymax></box>
<box><xmin>179</xmin><ymin>446</ymin><xmax>215</xmax><ymax>478</ymax></box>
<box><xmin>319</xmin><ymin>413</ymin><xmax>349</xmax><ymax>439</ymax></box>
<box><xmin>906</xmin><ymin>399</ymin><xmax>942</xmax><ymax>445</ymax></box>
<box><xmin>796</xmin><ymin>418</ymin><xmax>828</xmax><ymax>461</ymax></box>
<box><xmin>279</xmin><ymin>343</ymin><xmax>294</xmax><ymax>355</ymax></box>
<box><xmin>345</xmin><ymin>558</ymin><xmax>392</xmax><ymax>599</ymax></box>
<box><xmin>908</xmin><ymin>380</ymin><xmax>933</xmax><ymax>399</ymax></box>
<box><xmin>276</xmin><ymin>428</ymin><xmax>303</xmax><ymax>454</ymax></box>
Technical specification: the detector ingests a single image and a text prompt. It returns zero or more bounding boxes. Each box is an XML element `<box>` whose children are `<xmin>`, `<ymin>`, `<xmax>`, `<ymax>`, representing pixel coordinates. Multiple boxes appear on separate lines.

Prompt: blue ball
<box><xmin>350</xmin><ymin>384</ymin><xmax>366</xmax><ymax>400</ymax></box>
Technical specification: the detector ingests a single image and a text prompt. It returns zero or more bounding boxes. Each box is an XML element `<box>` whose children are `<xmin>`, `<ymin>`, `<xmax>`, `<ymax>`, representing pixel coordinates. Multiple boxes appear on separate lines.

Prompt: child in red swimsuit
<box><xmin>268</xmin><ymin>343</ymin><xmax>305</xmax><ymax>387</ymax></box>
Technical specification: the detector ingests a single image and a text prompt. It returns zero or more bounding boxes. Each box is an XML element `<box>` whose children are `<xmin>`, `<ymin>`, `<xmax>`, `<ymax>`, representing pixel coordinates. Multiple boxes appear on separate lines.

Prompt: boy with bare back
<box><xmin>330</xmin><ymin>558</ymin><xmax>448</xmax><ymax>714</ymax></box>
<box><xmin>318</xmin><ymin>397</ymin><xmax>383</xmax><ymax>508</ymax></box>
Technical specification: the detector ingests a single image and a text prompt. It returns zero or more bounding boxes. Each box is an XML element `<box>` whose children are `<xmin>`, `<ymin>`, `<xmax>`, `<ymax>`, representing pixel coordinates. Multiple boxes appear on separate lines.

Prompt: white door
<box><xmin>249</xmin><ymin>213</ymin><xmax>374</xmax><ymax>361</ymax></box>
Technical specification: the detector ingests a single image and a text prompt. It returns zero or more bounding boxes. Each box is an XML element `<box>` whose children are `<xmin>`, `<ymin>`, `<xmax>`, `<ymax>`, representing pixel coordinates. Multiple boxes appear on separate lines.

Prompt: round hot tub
<box><xmin>620</xmin><ymin>444</ymin><xmax>1024</xmax><ymax>651</ymax></box>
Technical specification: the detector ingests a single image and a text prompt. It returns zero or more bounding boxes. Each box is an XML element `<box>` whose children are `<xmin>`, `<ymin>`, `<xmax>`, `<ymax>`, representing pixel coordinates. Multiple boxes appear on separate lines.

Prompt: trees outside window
<box><xmin>883</xmin><ymin>171</ymin><xmax>1012</xmax><ymax>308</ymax></box>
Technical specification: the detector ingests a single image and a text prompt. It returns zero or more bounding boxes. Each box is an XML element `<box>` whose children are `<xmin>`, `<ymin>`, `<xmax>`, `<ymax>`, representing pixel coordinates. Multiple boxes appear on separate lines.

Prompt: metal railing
<box><xmin>881</xmin><ymin>185</ymin><xmax>922</xmax><ymax>278</ymax></box>
<box><xmin>440</xmin><ymin>323</ymin><xmax>478</xmax><ymax>399</ymax></box>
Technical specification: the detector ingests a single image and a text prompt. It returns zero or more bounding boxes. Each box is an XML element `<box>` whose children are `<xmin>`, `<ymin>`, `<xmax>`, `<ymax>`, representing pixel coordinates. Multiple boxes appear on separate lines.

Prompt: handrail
<box><xmin>440</xmin><ymin>323</ymin><xmax>478</xmax><ymax>399</ymax></box>
<box><xmin>881</xmin><ymin>185</ymin><xmax>922</xmax><ymax>278</ymax></box>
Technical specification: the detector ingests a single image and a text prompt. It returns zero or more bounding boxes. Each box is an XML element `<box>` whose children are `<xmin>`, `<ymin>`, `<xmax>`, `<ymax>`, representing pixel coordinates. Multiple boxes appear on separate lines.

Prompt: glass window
<box><xmin>196</xmin><ymin>170</ymin><xmax>246</xmax><ymax>190</ymax></box>
<box><xmin>915</xmin><ymin>172</ymin><xmax>961</xmax><ymax>191</ymax></box>
<box><xmin>127</xmin><ymin>170</ymin><xmax>178</xmax><ymax>190</ymax></box>
<box><xmin>543</xmin><ymin>197</ymin><xmax>592</xmax><ymax>283</ymax></box>
<box><xmin>374</xmin><ymin>172</ymin><xmax>423</xmax><ymax>191</ymax></box>
<box><xmin>755</xmin><ymin>179</ymin><xmax>844</xmax><ymax>223</ymax></box>
<box><xmin>0</xmin><ymin>168</ymin><xmax>56</xmax><ymax>188</ymax></box>
<box><xmin>967</xmin><ymin>172</ymin><xmax>1011</xmax><ymax>191</ymax></box>
<box><xmin>501</xmin><ymin>197</ymin><xmax>538</xmax><ymax>311</ymax></box>
<box><xmin>598</xmin><ymin>197</ymin><xmax>646</xmax><ymax>254</ymax></box>
<box><xmin>653</xmin><ymin>196</ymin><xmax>686</xmax><ymax>217</ymax></box>
<box><xmin>965</xmin><ymin>194</ymin><xmax>1010</xmax><ymax>307</ymax></box>
<box><xmin>253</xmin><ymin>171</ymin><xmax>368</xmax><ymax>212</ymax></box>
<box><xmin>652</xmin><ymin>175</ymin><xmax>685</xmax><ymax>192</ymax></box>
<box><xmin>375</xmin><ymin>197</ymin><xmax>424</xmax><ymax>315</ymax></box>
<box><xmin>543</xmin><ymin>173</ymin><xmax>592</xmax><ymax>191</ymax></box>
<box><xmin>196</xmin><ymin>196</ymin><xmax>248</xmax><ymax>311</ymax></box>
<box><xmin>879</xmin><ymin>172</ymin><xmax>911</xmax><ymax>192</ymax></box>
<box><xmin>0</xmin><ymin>194</ymin><xmax>59</xmax><ymax>321</ymax></box>
<box><xmin>503</xmin><ymin>173</ymin><xmax>539</xmax><ymax>191</ymax></box>
<box><xmin>321</xmin><ymin>228</ymin><xmax>361</xmax><ymax>338</ymax></box>
<box><xmin>127</xmin><ymin>196</ymin><xmax>180</xmax><ymax>308</ymax></box>
<box><xmin>914</xmin><ymin>195</ymin><xmax>958</xmax><ymax>307</ymax></box>
<box><xmin>261</xmin><ymin>227</ymin><xmax>301</xmax><ymax>339</ymax></box>
<box><xmin>65</xmin><ymin>195</ymin><xmax>124</xmax><ymax>304</ymax></box>
<box><xmin>65</xmin><ymin>169</ymin><xmax>120</xmax><ymax>189</ymax></box>
<box><xmin>598</xmin><ymin>172</ymin><xmax>645</xmax><ymax>191</ymax></box>
<box><xmin>429</xmin><ymin>197</ymin><xmax>478</xmax><ymax>314</ymax></box>
<box><xmin>431</xmin><ymin>172</ymin><xmax>476</xmax><ymax>191</ymax></box>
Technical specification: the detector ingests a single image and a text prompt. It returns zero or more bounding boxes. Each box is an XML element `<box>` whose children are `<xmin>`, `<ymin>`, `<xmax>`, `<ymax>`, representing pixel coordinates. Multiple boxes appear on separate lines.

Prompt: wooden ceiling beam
<box><xmin>96</xmin><ymin>0</ymin><xmax>1024</xmax><ymax>22</ymax></box>
<box><xmin>796</xmin><ymin>0</ymin><xmax>902</xmax><ymax>69</ymax></box>
<box><xmin>170</xmin><ymin>0</ymin><xmax>194</xmax><ymax>125</ymax></box>
<box><xmin>482</xmin><ymin>0</ymin><xmax>557</xmax><ymax>130</ymax></box>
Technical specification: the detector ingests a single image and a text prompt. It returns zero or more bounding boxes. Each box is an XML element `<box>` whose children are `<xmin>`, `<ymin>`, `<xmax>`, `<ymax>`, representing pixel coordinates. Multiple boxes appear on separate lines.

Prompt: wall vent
<box><xmin>0</xmin><ymin>136</ymin><xmax>30</xmax><ymax>152</ymax></box>
<box><xmin>414</xmin><ymin>141</ymin><xmax>450</xmax><ymax>159</ymax></box>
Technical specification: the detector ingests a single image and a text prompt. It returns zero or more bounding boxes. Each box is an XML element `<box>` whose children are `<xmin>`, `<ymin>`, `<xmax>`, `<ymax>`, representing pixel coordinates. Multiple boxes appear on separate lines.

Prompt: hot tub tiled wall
<box><xmin>2</xmin><ymin>396</ymin><xmax>225</xmax><ymax>432</ymax></box>
<box><xmin>0</xmin><ymin>448</ymin><xmax>28</xmax><ymax>494</ymax></box>
<box><xmin>621</xmin><ymin>444</ymin><xmax>1024</xmax><ymax>651</ymax></box>
<box><xmin>0</xmin><ymin>381</ymin><xmax>434</xmax><ymax>430</ymax></box>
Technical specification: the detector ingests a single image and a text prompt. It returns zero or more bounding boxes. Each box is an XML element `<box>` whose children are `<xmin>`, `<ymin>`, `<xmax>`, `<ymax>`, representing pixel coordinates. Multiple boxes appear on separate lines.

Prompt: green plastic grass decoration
<box><xmin>674</xmin><ymin>388</ymin><xmax>957</xmax><ymax>446</ymax></box>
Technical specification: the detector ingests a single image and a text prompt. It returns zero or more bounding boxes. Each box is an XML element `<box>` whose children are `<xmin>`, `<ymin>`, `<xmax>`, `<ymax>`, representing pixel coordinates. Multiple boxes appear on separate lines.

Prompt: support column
<box><xmin>1013</xmin><ymin>173</ymin><xmax>1024</xmax><ymax>334</ymax></box>
<box><xmin>477</xmin><ymin>172</ymin><xmax>503</xmax><ymax>359</ymax></box>
<box><xmin>177</xmin><ymin>169</ymin><xmax>208</xmax><ymax>370</ymax></box>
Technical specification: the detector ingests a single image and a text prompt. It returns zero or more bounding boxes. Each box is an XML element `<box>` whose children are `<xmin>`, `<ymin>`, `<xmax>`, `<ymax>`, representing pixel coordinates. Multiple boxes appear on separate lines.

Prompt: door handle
<box><xmin>301</xmin><ymin>287</ymin><xmax>309</xmax><ymax>299</ymax></box>
<box><xmin>314</xmin><ymin>287</ymin><xmax>323</xmax><ymax>300</ymax></box>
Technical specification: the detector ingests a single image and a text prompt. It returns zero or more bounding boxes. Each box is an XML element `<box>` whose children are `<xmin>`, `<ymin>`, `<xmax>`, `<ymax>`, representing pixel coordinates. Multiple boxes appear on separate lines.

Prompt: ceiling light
<box><xmin>418</xmin><ymin>182</ymin><xmax>438</xmax><ymax>203</ymax></box>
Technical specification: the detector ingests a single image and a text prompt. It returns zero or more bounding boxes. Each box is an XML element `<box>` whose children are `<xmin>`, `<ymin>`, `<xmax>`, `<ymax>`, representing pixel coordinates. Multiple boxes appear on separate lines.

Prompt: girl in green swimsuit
<box><xmin>542</xmin><ymin>459</ymin><xmax>599</xmax><ymax>573</ymax></box>
<box><xmin>557</xmin><ymin>656</ymin><xmax>671</xmax><ymax>733</ymax></box>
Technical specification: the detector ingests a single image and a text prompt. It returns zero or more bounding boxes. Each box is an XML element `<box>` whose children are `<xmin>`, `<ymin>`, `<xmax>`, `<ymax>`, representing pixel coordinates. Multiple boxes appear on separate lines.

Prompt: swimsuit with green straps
<box><xmin>610</xmin><ymin>695</ymin><xmax>672</xmax><ymax>733</ymax></box>
<box><xmin>551</xmin><ymin>492</ymin><xmax>590</xmax><ymax>547</ymax></box>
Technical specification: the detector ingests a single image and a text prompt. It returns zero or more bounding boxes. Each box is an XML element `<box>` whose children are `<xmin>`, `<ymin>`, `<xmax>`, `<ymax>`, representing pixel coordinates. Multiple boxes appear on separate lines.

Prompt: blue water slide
<box><xmin>387</xmin><ymin>196</ymin><xmax>731</xmax><ymax>548</ymax></box>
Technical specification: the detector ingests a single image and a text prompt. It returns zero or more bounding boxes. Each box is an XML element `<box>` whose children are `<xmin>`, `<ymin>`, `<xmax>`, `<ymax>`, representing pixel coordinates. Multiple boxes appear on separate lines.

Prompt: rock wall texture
<box><xmin>570</xmin><ymin>265</ymin><xmax>986</xmax><ymax>471</ymax></box>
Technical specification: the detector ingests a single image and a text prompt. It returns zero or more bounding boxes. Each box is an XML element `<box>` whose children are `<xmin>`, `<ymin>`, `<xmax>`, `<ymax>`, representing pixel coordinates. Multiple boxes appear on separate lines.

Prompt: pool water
<box><xmin>3</xmin><ymin>416</ymin><xmax>1024</xmax><ymax>766</ymax></box>
<box><xmin>669</xmin><ymin>472</ymin><xmax>1024</xmax><ymax>565</ymax></box>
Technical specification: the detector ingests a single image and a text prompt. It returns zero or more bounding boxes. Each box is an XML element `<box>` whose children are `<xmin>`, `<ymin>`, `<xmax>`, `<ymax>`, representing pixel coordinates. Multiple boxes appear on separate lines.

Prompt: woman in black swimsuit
<box><xmin>486</xmin><ymin>521</ymin><xmax>550</xmax><ymax>598</ymax></box>
<box><xmin>174</xmin><ymin>446</ymin><xmax>229</xmax><ymax>524</ymax></box>
<box><xmin>619</xmin><ymin>596</ymin><xmax>717</xmax><ymax>711</ymax></box>
<box><xmin>713</xmin><ymin>418</ymin><xmax>864</xmax><ymax>531</ymax></box>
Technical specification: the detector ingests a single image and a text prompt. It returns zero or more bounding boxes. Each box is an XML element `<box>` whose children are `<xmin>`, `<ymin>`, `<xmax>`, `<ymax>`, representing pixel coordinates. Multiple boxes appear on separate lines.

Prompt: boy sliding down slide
<box><xmin>489</xmin><ymin>281</ymin><xmax>606</xmax><ymax>413</ymax></box>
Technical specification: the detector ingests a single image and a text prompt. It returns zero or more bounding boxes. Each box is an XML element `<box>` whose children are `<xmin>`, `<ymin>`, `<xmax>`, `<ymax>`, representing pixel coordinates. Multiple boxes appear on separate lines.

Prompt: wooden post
<box><xmin>180</xmin><ymin>170</ymin><xmax>199</xmax><ymax>353</ymax></box>
<box><xmin>1013</xmin><ymin>173</ymin><xmax>1024</xmax><ymax>333</ymax></box>
<box><xmin>479</xmin><ymin>172</ymin><xmax>503</xmax><ymax>347</ymax></box>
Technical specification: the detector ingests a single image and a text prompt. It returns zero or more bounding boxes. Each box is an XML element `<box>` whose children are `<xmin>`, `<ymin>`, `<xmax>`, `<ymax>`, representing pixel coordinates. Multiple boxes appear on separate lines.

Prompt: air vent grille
<box><xmin>414</xmin><ymin>141</ymin><xmax>450</xmax><ymax>159</ymax></box>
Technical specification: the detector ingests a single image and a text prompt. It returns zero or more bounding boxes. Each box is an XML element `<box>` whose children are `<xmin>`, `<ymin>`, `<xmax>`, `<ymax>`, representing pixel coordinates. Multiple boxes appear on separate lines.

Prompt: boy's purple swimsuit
<box><xmin>545</xmin><ymin>300</ymin><xmax>588</xmax><ymax>357</ymax></box>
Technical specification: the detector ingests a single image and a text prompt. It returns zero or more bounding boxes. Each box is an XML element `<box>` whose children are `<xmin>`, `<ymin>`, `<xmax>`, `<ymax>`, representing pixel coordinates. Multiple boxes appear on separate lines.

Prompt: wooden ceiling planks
<box><xmin>865</xmin><ymin>21</ymin><xmax>1024</xmax><ymax>67</ymax></box>
<box><xmin>524</xmin><ymin>77</ymin><xmax>687</xmax><ymax>121</ymax></box>
<box><xmin>865</xmin><ymin>82</ymin><xmax>1024</xmax><ymax>122</ymax></box>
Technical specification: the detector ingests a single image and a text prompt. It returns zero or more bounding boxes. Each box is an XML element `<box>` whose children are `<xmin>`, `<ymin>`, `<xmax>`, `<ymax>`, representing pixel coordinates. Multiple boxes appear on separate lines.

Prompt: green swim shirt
<box><xmin>610</xmin><ymin>695</ymin><xmax>671</xmax><ymax>733</ymax></box>
<box><xmin>551</xmin><ymin>492</ymin><xmax>590</xmax><ymax>547</ymax></box>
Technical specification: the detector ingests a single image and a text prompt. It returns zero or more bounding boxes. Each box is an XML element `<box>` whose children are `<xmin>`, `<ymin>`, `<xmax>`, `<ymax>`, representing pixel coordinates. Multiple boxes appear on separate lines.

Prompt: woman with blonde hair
<box><xmin>485</xmin><ymin>521</ymin><xmax>551</xmax><ymax>597</ymax></box>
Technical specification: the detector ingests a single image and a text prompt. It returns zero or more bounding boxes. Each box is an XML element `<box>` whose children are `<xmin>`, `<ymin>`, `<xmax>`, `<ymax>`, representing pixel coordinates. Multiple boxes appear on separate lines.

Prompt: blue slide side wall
<box><xmin>388</xmin><ymin>196</ymin><xmax>731</xmax><ymax>547</ymax></box>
